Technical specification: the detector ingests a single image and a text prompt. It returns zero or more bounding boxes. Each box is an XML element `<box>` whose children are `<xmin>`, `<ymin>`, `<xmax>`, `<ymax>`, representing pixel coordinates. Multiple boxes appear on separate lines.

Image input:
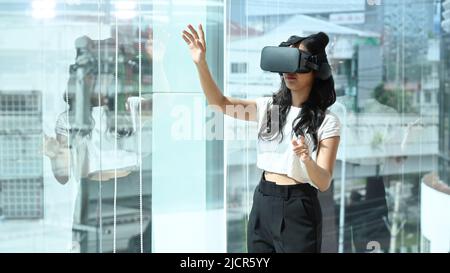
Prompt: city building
<box><xmin>0</xmin><ymin>91</ymin><xmax>43</xmax><ymax>219</ymax></box>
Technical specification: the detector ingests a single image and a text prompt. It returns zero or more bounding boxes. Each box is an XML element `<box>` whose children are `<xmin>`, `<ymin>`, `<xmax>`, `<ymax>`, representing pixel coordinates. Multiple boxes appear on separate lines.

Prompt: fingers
<box><xmin>293</xmin><ymin>146</ymin><xmax>308</xmax><ymax>154</ymax></box>
<box><xmin>199</xmin><ymin>24</ymin><xmax>206</xmax><ymax>47</ymax></box>
<box><xmin>197</xmin><ymin>41</ymin><xmax>205</xmax><ymax>52</ymax></box>
<box><xmin>294</xmin><ymin>151</ymin><xmax>308</xmax><ymax>158</ymax></box>
<box><xmin>292</xmin><ymin>135</ymin><xmax>306</xmax><ymax>146</ymax></box>
<box><xmin>181</xmin><ymin>33</ymin><xmax>191</xmax><ymax>45</ymax></box>
<box><xmin>182</xmin><ymin>24</ymin><xmax>206</xmax><ymax>49</ymax></box>
<box><xmin>292</xmin><ymin>134</ymin><xmax>309</xmax><ymax>158</ymax></box>
<box><xmin>188</xmin><ymin>24</ymin><xmax>200</xmax><ymax>40</ymax></box>
<box><xmin>294</xmin><ymin>152</ymin><xmax>307</xmax><ymax>158</ymax></box>
<box><xmin>182</xmin><ymin>29</ymin><xmax>204</xmax><ymax>51</ymax></box>
<box><xmin>182</xmin><ymin>30</ymin><xmax>195</xmax><ymax>44</ymax></box>
<box><xmin>44</xmin><ymin>134</ymin><xmax>57</xmax><ymax>145</ymax></box>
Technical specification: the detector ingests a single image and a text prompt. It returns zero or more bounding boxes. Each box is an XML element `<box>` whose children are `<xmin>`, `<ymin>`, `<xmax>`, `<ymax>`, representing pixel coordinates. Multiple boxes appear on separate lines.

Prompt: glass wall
<box><xmin>0</xmin><ymin>0</ymin><xmax>449</xmax><ymax>253</ymax></box>
<box><xmin>0</xmin><ymin>0</ymin><xmax>225</xmax><ymax>253</ymax></box>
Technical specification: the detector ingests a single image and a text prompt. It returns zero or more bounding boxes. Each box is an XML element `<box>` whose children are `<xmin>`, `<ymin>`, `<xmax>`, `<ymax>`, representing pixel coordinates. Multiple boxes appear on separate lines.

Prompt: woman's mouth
<box><xmin>285</xmin><ymin>73</ymin><xmax>297</xmax><ymax>81</ymax></box>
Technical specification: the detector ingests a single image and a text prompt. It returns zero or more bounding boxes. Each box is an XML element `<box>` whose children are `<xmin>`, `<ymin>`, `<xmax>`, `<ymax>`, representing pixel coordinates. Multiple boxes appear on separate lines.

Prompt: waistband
<box><xmin>258</xmin><ymin>171</ymin><xmax>318</xmax><ymax>199</ymax></box>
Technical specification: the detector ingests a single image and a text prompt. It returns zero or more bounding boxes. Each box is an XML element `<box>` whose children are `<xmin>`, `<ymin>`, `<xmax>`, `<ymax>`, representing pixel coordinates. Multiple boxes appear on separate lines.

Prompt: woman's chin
<box><xmin>286</xmin><ymin>83</ymin><xmax>298</xmax><ymax>90</ymax></box>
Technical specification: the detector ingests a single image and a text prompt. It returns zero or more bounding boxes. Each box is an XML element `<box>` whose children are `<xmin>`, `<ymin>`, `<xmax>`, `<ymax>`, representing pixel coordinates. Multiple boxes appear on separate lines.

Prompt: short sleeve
<box><xmin>317</xmin><ymin>111</ymin><xmax>341</xmax><ymax>141</ymax></box>
<box><xmin>55</xmin><ymin>112</ymin><xmax>69</xmax><ymax>137</ymax></box>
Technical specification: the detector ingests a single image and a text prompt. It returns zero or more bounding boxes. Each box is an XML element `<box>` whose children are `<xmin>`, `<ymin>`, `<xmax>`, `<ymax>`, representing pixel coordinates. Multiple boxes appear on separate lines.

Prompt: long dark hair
<box><xmin>258</xmin><ymin>32</ymin><xmax>336</xmax><ymax>152</ymax></box>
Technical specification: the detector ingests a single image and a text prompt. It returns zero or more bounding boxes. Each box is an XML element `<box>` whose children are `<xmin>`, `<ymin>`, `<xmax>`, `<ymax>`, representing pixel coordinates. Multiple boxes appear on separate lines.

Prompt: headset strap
<box><xmin>278</xmin><ymin>35</ymin><xmax>305</xmax><ymax>47</ymax></box>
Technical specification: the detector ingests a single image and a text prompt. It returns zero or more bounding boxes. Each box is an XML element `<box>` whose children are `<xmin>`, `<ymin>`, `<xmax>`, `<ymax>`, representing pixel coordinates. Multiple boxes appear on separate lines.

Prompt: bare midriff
<box><xmin>264</xmin><ymin>171</ymin><xmax>305</xmax><ymax>185</ymax></box>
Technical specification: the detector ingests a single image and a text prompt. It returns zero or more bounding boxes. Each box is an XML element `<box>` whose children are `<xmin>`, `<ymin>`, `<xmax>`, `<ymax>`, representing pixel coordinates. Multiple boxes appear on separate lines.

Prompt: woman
<box><xmin>182</xmin><ymin>24</ymin><xmax>340</xmax><ymax>253</ymax></box>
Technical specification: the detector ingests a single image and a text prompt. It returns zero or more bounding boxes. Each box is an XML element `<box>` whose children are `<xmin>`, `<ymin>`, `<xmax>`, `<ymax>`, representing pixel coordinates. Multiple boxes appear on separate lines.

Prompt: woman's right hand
<box><xmin>182</xmin><ymin>24</ymin><xmax>206</xmax><ymax>65</ymax></box>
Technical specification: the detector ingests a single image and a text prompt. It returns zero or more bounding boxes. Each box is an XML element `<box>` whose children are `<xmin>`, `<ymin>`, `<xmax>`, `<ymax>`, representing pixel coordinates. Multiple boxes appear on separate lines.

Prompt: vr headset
<box><xmin>260</xmin><ymin>35</ymin><xmax>332</xmax><ymax>80</ymax></box>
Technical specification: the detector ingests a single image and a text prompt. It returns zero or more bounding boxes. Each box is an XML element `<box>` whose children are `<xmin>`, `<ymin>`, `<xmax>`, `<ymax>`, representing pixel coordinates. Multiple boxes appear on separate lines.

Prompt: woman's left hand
<box><xmin>292</xmin><ymin>135</ymin><xmax>311</xmax><ymax>162</ymax></box>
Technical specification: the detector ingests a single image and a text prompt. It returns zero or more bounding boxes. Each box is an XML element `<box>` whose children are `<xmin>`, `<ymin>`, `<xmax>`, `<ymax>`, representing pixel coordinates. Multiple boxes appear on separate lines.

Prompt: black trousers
<box><xmin>247</xmin><ymin>171</ymin><xmax>322</xmax><ymax>253</ymax></box>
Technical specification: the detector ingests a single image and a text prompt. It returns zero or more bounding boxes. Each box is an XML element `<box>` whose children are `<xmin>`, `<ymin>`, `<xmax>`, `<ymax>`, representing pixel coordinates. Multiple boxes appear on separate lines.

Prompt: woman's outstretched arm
<box><xmin>182</xmin><ymin>24</ymin><xmax>257</xmax><ymax>121</ymax></box>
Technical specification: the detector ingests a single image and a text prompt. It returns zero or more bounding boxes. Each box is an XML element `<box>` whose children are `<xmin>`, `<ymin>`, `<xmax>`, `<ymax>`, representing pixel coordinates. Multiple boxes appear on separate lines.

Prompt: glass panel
<box><xmin>0</xmin><ymin>0</ymin><xmax>154</xmax><ymax>253</ymax></box>
<box><xmin>151</xmin><ymin>0</ymin><xmax>225</xmax><ymax>252</ymax></box>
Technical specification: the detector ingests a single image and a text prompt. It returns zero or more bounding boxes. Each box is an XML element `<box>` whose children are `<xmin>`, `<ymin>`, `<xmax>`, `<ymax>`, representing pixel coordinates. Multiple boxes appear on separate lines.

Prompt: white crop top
<box><xmin>255</xmin><ymin>96</ymin><xmax>341</xmax><ymax>189</ymax></box>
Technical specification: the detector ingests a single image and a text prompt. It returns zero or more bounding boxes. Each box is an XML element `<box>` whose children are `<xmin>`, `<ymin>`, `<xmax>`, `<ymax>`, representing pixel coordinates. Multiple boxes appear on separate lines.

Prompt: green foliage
<box><xmin>372</xmin><ymin>84</ymin><xmax>417</xmax><ymax>113</ymax></box>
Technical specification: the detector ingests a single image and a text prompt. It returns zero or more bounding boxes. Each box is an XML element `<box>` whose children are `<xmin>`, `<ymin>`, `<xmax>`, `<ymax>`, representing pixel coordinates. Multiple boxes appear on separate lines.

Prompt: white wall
<box><xmin>420</xmin><ymin>182</ymin><xmax>450</xmax><ymax>253</ymax></box>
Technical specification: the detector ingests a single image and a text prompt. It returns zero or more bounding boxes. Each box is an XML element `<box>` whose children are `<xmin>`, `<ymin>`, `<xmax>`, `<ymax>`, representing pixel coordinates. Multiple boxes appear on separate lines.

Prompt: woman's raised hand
<box><xmin>181</xmin><ymin>24</ymin><xmax>206</xmax><ymax>65</ymax></box>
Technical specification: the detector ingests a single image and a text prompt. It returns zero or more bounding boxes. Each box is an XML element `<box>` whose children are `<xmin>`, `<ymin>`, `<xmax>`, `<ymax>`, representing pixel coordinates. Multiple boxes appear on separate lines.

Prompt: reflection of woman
<box><xmin>44</xmin><ymin>32</ymin><xmax>153</xmax><ymax>184</ymax></box>
<box><xmin>44</xmin><ymin>94</ymin><xmax>151</xmax><ymax>252</ymax></box>
<box><xmin>182</xmin><ymin>24</ymin><xmax>340</xmax><ymax>253</ymax></box>
<box><xmin>44</xmin><ymin>95</ymin><xmax>143</xmax><ymax>184</ymax></box>
<box><xmin>43</xmin><ymin>33</ymin><xmax>153</xmax><ymax>252</ymax></box>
